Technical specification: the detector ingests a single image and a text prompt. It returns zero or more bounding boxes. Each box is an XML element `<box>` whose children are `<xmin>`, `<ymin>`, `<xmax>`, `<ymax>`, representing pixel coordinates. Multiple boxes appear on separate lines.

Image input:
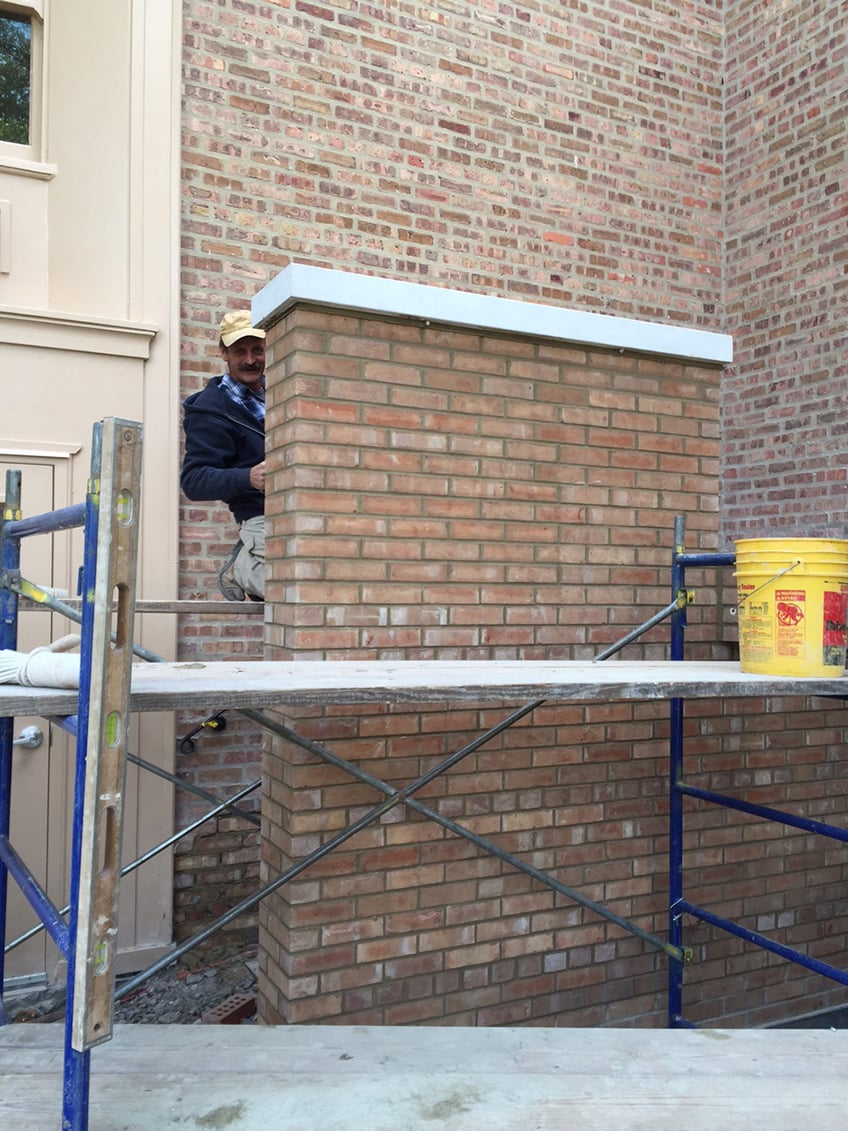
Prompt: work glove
<box><xmin>0</xmin><ymin>635</ymin><xmax>81</xmax><ymax>688</ymax></box>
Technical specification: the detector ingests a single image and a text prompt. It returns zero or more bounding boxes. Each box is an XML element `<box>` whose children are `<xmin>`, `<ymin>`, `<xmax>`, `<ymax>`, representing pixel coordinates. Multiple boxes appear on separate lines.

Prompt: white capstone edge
<box><xmin>253</xmin><ymin>263</ymin><xmax>732</xmax><ymax>364</ymax></box>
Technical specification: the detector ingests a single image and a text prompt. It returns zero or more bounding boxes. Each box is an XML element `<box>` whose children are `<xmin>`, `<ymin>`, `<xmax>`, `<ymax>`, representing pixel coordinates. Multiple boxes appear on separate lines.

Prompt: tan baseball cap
<box><xmin>219</xmin><ymin>310</ymin><xmax>266</xmax><ymax>348</ymax></box>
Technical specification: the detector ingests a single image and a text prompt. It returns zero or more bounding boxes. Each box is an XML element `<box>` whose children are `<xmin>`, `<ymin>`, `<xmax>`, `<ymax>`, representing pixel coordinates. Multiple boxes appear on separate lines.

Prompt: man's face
<box><xmin>221</xmin><ymin>336</ymin><xmax>265</xmax><ymax>390</ymax></box>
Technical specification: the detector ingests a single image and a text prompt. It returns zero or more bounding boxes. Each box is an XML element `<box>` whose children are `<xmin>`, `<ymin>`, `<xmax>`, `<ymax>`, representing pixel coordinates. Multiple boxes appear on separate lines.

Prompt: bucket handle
<box><xmin>731</xmin><ymin>559</ymin><xmax>802</xmax><ymax>615</ymax></box>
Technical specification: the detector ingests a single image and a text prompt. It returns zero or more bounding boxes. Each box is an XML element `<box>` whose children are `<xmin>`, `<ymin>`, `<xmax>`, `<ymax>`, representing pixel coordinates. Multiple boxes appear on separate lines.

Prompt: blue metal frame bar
<box><xmin>60</xmin><ymin>423</ymin><xmax>103</xmax><ymax>1131</ymax></box>
<box><xmin>676</xmin><ymin>898</ymin><xmax>848</xmax><ymax>987</ymax></box>
<box><xmin>673</xmin><ymin>551</ymin><xmax>736</xmax><ymax>569</ymax></box>
<box><xmin>678</xmin><ymin>783</ymin><xmax>848</xmax><ymax>843</ymax></box>
<box><xmin>0</xmin><ymin>835</ymin><xmax>70</xmax><ymax>954</ymax></box>
<box><xmin>0</xmin><ymin>471</ymin><xmax>23</xmax><ymax>1023</ymax></box>
<box><xmin>667</xmin><ymin>528</ymin><xmax>737</xmax><ymax>1026</ymax></box>
<box><xmin>0</xmin><ymin>710</ymin><xmax>10</xmax><ymax>1029</ymax></box>
<box><xmin>3</xmin><ymin>503</ymin><xmax>87</xmax><ymax>541</ymax></box>
<box><xmin>4</xmin><ymin>779</ymin><xmax>260</xmax><ymax>957</ymax></box>
<box><xmin>667</xmin><ymin>516</ymin><xmax>688</xmax><ymax>1026</ymax></box>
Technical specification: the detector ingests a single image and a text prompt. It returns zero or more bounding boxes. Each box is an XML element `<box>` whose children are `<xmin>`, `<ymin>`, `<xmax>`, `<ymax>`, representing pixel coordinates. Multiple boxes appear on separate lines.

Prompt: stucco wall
<box><xmin>1</xmin><ymin>0</ymin><xmax>180</xmax><ymax>981</ymax></box>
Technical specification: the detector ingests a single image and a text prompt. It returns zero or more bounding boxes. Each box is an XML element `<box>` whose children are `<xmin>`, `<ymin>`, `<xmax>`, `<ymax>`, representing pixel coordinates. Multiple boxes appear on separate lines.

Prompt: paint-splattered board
<box><xmin>1</xmin><ymin>660</ymin><xmax>846</xmax><ymax>717</ymax></box>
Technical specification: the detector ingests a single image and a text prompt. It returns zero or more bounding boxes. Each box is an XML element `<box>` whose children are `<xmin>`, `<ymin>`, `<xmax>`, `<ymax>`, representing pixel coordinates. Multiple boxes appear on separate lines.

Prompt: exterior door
<box><xmin>1</xmin><ymin>458</ymin><xmax>72</xmax><ymax>984</ymax></box>
<box><xmin>2</xmin><ymin>454</ymin><xmax>174</xmax><ymax>987</ymax></box>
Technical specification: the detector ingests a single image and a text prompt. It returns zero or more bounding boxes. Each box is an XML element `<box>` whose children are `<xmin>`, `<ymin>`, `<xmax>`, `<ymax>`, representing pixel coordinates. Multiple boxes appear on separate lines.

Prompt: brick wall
<box><xmin>177</xmin><ymin>0</ymin><xmax>848</xmax><ymax>1020</ymax></box>
<box><xmin>179</xmin><ymin>0</ymin><xmax>725</xmax><ymax>936</ymax></box>
<box><xmin>171</xmin><ymin>706</ymin><xmax>263</xmax><ymax>946</ymax></box>
<box><xmin>177</xmin><ymin>495</ymin><xmax>264</xmax><ymax>945</ymax></box>
<box><xmin>722</xmin><ymin>0</ymin><xmax>848</xmax><ymax>539</ymax></box>
<box><xmin>256</xmin><ymin>305</ymin><xmax>735</xmax><ymax>1025</ymax></box>
<box><xmin>180</xmin><ymin>0</ymin><xmax>724</xmax><ymax>333</ymax></box>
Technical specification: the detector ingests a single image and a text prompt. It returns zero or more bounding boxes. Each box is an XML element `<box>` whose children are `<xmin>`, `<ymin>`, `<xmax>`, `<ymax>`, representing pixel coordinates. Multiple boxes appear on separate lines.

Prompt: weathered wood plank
<box><xmin>1</xmin><ymin>660</ymin><xmax>847</xmax><ymax>718</ymax></box>
<box><xmin>1</xmin><ymin>1023</ymin><xmax>846</xmax><ymax>1131</ymax></box>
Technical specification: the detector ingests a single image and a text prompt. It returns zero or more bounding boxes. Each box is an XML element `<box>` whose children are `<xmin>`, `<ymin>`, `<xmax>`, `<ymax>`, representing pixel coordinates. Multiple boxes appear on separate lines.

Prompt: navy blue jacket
<box><xmin>181</xmin><ymin>376</ymin><xmax>265</xmax><ymax>523</ymax></box>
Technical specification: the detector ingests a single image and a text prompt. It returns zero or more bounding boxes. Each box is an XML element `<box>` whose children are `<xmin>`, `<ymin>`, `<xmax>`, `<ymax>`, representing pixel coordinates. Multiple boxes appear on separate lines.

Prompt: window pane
<box><xmin>0</xmin><ymin>13</ymin><xmax>31</xmax><ymax>145</ymax></box>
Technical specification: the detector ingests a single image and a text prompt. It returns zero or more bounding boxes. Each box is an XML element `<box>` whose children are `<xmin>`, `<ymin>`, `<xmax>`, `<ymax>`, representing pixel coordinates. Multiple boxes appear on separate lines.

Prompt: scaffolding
<box><xmin>2</xmin><ymin>428</ymin><xmax>848</xmax><ymax>1129</ymax></box>
<box><xmin>0</xmin><ymin>420</ymin><xmax>264</xmax><ymax>1129</ymax></box>
<box><xmin>1</xmin><ymin>419</ymin><xmax>142</xmax><ymax>1128</ymax></box>
<box><xmin>666</xmin><ymin>520</ymin><xmax>848</xmax><ymax>1024</ymax></box>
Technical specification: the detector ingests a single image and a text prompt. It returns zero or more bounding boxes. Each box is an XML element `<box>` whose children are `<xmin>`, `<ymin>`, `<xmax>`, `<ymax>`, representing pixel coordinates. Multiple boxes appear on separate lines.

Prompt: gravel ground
<box><xmin>8</xmin><ymin>943</ymin><xmax>846</xmax><ymax>1029</ymax></box>
<box><xmin>6</xmin><ymin>943</ymin><xmax>258</xmax><ymax>1026</ymax></box>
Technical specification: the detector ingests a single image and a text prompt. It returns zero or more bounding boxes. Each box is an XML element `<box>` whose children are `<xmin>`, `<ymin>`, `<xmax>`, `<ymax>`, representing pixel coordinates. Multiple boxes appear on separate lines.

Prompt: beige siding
<box><xmin>0</xmin><ymin>1</ymin><xmax>181</xmax><ymax>982</ymax></box>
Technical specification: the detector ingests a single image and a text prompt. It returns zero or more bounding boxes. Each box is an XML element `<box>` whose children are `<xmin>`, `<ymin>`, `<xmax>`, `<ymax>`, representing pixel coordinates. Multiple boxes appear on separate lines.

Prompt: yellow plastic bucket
<box><xmin>734</xmin><ymin>538</ymin><xmax>848</xmax><ymax>677</ymax></box>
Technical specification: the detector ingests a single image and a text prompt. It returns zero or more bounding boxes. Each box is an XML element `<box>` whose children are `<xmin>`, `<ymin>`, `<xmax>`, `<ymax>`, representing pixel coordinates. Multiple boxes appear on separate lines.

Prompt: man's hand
<box><xmin>249</xmin><ymin>461</ymin><xmax>266</xmax><ymax>492</ymax></box>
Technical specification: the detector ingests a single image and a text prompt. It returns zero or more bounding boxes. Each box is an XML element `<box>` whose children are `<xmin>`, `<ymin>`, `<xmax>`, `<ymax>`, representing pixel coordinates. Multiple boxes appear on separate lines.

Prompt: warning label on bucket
<box><xmin>736</xmin><ymin>585</ymin><xmax>771</xmax><ymax>663</ymax></box>
<box><xmin>775</xmin><ymin>588</ymin><xmax>805</xmax><ymax>657</ymax></box>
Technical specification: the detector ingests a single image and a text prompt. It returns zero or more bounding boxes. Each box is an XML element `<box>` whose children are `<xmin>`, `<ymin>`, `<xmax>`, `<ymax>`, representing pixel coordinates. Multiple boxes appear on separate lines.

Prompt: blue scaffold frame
<box><xmin>0</xmin><ymin>419</ymin><xmax>142</xmax><ymax>1131</ymax></box>
<box><xmin>666</xmin><ymin>515</ymin><xmax>848</xmax><ymax>1026</ymax></box>
<box><xmin>4</xmin><ymin>481</ymin><xmax>848</xmax><ymax>1129</ymax></box>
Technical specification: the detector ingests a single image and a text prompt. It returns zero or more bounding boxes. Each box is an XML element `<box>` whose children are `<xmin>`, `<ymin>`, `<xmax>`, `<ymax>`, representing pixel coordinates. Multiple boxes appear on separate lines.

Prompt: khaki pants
<box><xmin>233</xmin><ymin>515</ymin><xmax>265</xmax><ymax>600</ymax></box>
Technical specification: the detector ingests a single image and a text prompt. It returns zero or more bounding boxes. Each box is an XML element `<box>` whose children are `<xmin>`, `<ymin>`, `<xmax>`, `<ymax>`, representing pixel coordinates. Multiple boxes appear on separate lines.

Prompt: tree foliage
<box><xmin>0</xmin><ymin>14</ymin><xmax>31</xmax><ymax>145</ymax></box>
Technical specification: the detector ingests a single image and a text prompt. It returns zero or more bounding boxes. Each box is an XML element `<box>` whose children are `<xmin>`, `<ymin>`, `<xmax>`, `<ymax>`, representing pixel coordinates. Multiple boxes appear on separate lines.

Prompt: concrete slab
<box><xmin>1</xmin><ymin>1022</ymin><xmax>846</xmax><ymax>1130</ymax></box>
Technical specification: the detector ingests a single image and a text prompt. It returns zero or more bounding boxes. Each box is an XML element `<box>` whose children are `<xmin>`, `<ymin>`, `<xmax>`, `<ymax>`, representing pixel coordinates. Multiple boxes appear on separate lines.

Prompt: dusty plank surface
<box><xmin>1</xmin><ymin>659</ymin><xmax>847</xmax><ymax>718</ymax></box>
<box><xmin>1</xmin><ymin>1023</ymin><xmax>846</xmax><ymax>1131</ymax></box>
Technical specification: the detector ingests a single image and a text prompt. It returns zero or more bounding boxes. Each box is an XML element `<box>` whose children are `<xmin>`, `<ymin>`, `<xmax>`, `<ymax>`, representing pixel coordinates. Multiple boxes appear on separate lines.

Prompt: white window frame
<box><xmin>0</xmin><ymin>1</ymin><xmax>50</xmax><ymax>176</ymax></box>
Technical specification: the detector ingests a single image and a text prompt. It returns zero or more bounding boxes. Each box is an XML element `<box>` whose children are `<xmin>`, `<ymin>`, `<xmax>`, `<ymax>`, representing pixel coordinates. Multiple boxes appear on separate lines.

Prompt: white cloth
<box><xmin>0</xmin><ymin>636</ymin><xmax>81</xmax><ymax>688</ymax></box>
